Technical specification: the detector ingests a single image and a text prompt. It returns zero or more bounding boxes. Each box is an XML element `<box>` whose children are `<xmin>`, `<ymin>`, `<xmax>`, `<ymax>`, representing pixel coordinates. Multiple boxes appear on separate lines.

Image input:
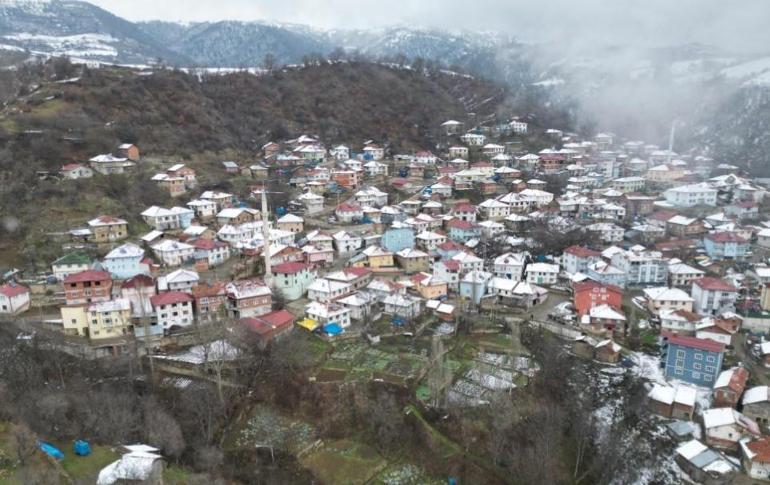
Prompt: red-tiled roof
<box><xmin>438</xmin><ymin>241</ymin><xmax>462</xmax><ymax>251</ymax></box>
<box><xmin>719</xmin><ymin>367</ymin><xmax>749</xmax><ymax>393</ymax></box>
<box><xmin>192</xmin><ymin>238</ymin><xmax>226</xmax><ymax>250</ymax></box>
<box><xmin>447</xmin><ymin>219</ymin><xmax>476</xmax><ymax>230</ymax></box>
<box><xmin>693</xmin><ymin>277</ymin><xmax>737</xmax><ymax>292</ymax></box>
<box><xmin>121</xmin><ymin>274</ymin><xmax>155</xmax><ymax>289</ymax></box>
<box><xmin>336</xmin><ymin>203</ymin><xmax>362</xmax><ymax>212</ymax></box>
<box><xmin>61</xmin><ymin>163</ymin><xmax>83</xmax><ymax>171</ymax></box>
<box><xmin>0</xmin><ymin>283</ymin><xmax>29</xmax><ymax>297</ymax></box>
<box><xmin>150</xmin><ymin>291</ymin><xmax>193</xmax><ymax>307</ymax></box>
<box><xmin>343</xmin><ymin>267</ymin><xmax>371</xmax><ymax>277</ymax></box>
<box><xmin>746</xmin><ymin>437</ymin><xmax>770</xmax><ymax>463</ymax></box>
<box><xmin>443</xmin><ymin>260</ymin><xmax>460</xmax><ymax>271</ymax></box>
<box><xmin>565</xmin><ymin>246</ymin><xmax>601</xmax><ymax>258</ymax></box>
<box><xmin>272</xmin><ymin>262</ymin><xmax>309</xmax><ymax>274</ymax></box>
<box><xmin>573</xmin><ymin>280</ymin><xmax>623</xmax><ymax>295</ymax></box>
<box><xmin>192</xmin><ymin>281</ymin><xmax>226</xmax><ymax>298</ymax></box>
<box><xmin>452</xmin><ymin>202</ymin><xmax>476</xmax><ymax>212</ymax></box>
<box><xmin>64</xmin><ymin>270</ymin><xmax>111</xmax><ymax>284</ymax></box>
<box><xmin>649</xmin><ymin>210</ymin><xmax>677</xmax><ymax>222</ymax></box>
<box><xmin>668</xmin><ymin>334</ymin><xmax>725</xmax><ymax>353</ymax></box>
<box><xmin>706</xmin><ymin>231</ymin><xmax>748</xmax><ymax>243</ymax></box>
<box><xmin>241</xmin><ymin>310</ymin><xmax>295</xmax><ymax>336</ymax></box>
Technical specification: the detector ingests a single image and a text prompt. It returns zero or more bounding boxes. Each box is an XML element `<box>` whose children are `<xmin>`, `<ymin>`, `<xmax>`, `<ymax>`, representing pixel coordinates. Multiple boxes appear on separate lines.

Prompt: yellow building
<box><xmin>61</xmin><ymin>299</ymin><xmax>132</xmax><ymax>340</ymax></box>
<box><xmin>61</xmin><ymin>304</ymin><xmax>89</xmax><ymax>337</ymax></box>
<box><xmin>362</xmin><ymin>246</ymin><xmax>394</xmax><ymax>268</ymax></box>
<box><xmin>87</xmin><ymin>216</ymin><xmax>129</xmax><ymax>243</ymax></box>
<box><xmin>412</xmin><ymin>273</ymin><xmax>448</xmax><ymax>300</ymax></box>
<box><xmin>761</xmin><ymin>284</ymin><xmax>770</xmax><ymax>311</ymax></box>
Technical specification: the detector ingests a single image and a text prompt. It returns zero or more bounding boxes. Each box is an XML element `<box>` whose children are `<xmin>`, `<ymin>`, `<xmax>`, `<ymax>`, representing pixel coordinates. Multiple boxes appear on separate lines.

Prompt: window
<box><xmin>707</xmin><ymin>356</ymin><xmax>715</xmax><ymax>363</ymax></box>
<box><xmin>705</xmin><ymin>366</ymin><xmax>715</xmax><ymax>373</ymax></box>
<box><xmin>692</xmin><ymin>371</ymin><xmax>701</xmax><ymax>379</ymax></box>
<box><xmin>693</xmin><ymin>363</ymin><xmax>702</xmax><ymax>370</ymax></box>
<box><xmin>694</xmin><ymin>354</ymin><xmax>703</xmax><ymax>360</ymax></box>
<box><xmin>675</xmin><ymin>367</ymin><xmax>683</xmax><ymax>375</ymax></box>
<box><xmin>676</xmin><ymin>349</ymin><xmax>686</xmax><ymax>358</ymax></box>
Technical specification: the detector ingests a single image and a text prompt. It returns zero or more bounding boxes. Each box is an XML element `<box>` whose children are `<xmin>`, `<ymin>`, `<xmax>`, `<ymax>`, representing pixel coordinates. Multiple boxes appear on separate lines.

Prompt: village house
<box><xmin>305</xmin><ymin>301</ymin><xmax>352</xmax><ymax>329</ymax></box>
<box><xmin>703</xmin><ymin>408</ymin><xmax>760</xmax><ymax>451</ymax></box>
<box><xmin>186</xmin><ymin>199</ymin><xmax>218</xmax><ymax>220</ymax></box>
<box><xmin>665</xmin><ymin>183</ymin><xmax>718</xmax><ymax>207</ymax></box>
<box><xmin>200</xmin><ymin>191</ymin><xmax>235</xmax><ymax>211</ymax></box>
<box><xmin>669</xmin><ymin>262</ymin><xmax>706</xmax><ymax>287</ymax></box>
<box><xmin>562</xmin><ymin>246</ymin><xmax>601</xmax><ymax>275</ymax></box>
<box><xmin>298</xmin><ymin>191</ymin><xmax>325</xmax><ymax>214</ymax></box>
<box><xmin>151</xmin><ymin>239</ymin><xmax>194</xmax><ymax>267</ymax></box>
<box><xmin>395</xmin><ymin>248</ymin><xmax>430</xmax><ymax>273</ymax></box>
<box><xmin>410</xmin><ymin>273</ymin><xmax>448</xmax><ymax>300</ymax></box>
<box><xmin>383</xmin><ymin>294</ymin><xmax>422</xmax><ymax>319</ymax></box>
<box><xmin>573</xmin><ymin>281</ymin><xmax>623</xmax><ymax>315</ymax></box>
<box><xmin>648</xmin><ymin>384</ymin><xmax>697</xmax><ymax>420</ymax></box>
<box><xmin>433</xmin><ymin>260</ymin><xmax>461</xmax><ymax>291</ymax></box>
<box><xmin>331</xmin><ymin>169</ymin><xmax>360</xmax><ymax>189</ymax></box>
<box><xmin>692</xmin><ymin>277</ymin><xmax>738</xmax><ymax>316</ymax></box>
<box><xmin>742</xmin><ymin>386</ymin><xmax>770</xmax><ymax>427</ymax></box>
<box><xmin>0</xmin><ymin>283</ymin><xmax>30</xmax><ymax>315</ymax></box>
<box><xmin>662</xmin><ymin>335</ymin><xmax>725</xmax><ymax>387</ymax></box>
<box><xmin>61</xmin><ymin>163</ymin><xmax>93</xmax><ymax>179</ymax></box>
<box><xmin>367</xmin><ymin>278</ymin><xmax>406</xmax><ymax>302</ymax></box>
<box><xmin>740</xmin><ymin>437</ymin><xmax>770</xmax><ymax>481</ymax></box>
<box><xmin>335</xmin><ymin>203</ymin><xmax>364</xmax><ymax>224</ymax></box>
<box><xmin>61</xmin><ymin>298</ymin><xmax>132</xmax><ymax>341</ymax></box>
<box><xmin>192</xmin><ymin>239</ymin><xmax>230</xmax><ymax>270</ymax></box>
<box><xmin>120</xmin><ymin>274</ymin><xmax>156</xmax><ymax>323</ymax></box>
<box><xmin>612</xmin><ymin>176</ymin><xmax>645</xmax><ymax>193</ymax></box>
<box><xmin>587</xmin><ymin>222</ymin><xmax>625</xmax><ymax>243</ymax></box>
<box><xmin>714</xmin><ymin>367</ymin><xmax>750</xmax><ymax>408</ymax></box>
<box><xmin>117</xmin><ymin>143</ymin><xmax>139</xmax><ymax>160</ymax></box>
<box><xmin>336</xmin><ymin>292</ymin><xmax>378</xmax><ymax>321</ymax></box>
<box><xmin>525</xmin><ymin>263</ymin><xmax>559</xmax><ymax>286</ymax></box>
<box><xmin>89</xmin><ymin>154</ymin><xmax>135</xmax><ymax>175</ymax></box>
<box><xmin>478</xmin><ymin>199</ymin><xmax>510</xmax><ymax>221</ymax></box>
<box><xmin>447</xmin><ymin>219</ymin><xmax>481</xmax><ymax>243</ymax></box>
<box><xmin>460</xmin><ymin>133</ymin><xmax>485</xmax><ymax>146</ymax></box>
<box><xmin>704</xmin><ymin>232</ymin><xmax>750</xmax><ymax>261</ymax></box>
<box><xmin>675</xmin><ymin>439</ymin><xmax>737</xmax><ymax>484</ymax></box>
<box><xmin>64</xmin><ymin>270</ymin><xmax>112</xmax><ymax>305</ymax></box>
<box><xmin>493</xmin><ymin>252</ymin><xmax>527</xmax><ymax>281</ymax></box>
<box><xmin>272</xmin><ymin>262</ymin><xmax>317</xmax><ymax>300</ymax></box>
<box><xmin>166</xmin><ymin>163</ymin><xmax>197</xmax><ymax>188</ymax></box>
<box><xmin>308</xmin><ymin>278</ymin><xmax>352</xmax><ymax>303</ymax></box>
<box><xmin>151</xmin><ymin>291</ymin><xmax>194</xmax><ymax>330</ymax></box>
<box><xmin>52</xmin><ymin>252</ymin><xmax>92</xmax><ymax>281</ymax></box>
<box><xmin>142</xmin><ymin>207</ymin><xmax>191</xmax><ymax>233</ymax></box>
<box><xmin>88</xmin><ymin>216</ymin><xmax>128</xmax><ymax>243</ymax></box>
<box><xmin>151</xmin><ymin>173</ymin><xmax>187</xmax><ymax>197</ymax></box>
<box><xmin>644</xmin><ymin>287</ymin><xmax>694</xmax><ymax>314</ymax></box>
<box><xmin>332</xmin><ymin>231</ymin><xmax>363</xmax><ymax>254</ymax></box>
<box><xmin>226</xmin><ymin>279</ymin><xmax>272</xmax><ymax>319</ymax></box>
<box><xmin>659</xmin><ymin>308</ymin><xmax>701</xmax><ymax>335</ymax></box>
<box><xmin>276</xmin><ymin>213</ymin><xmax>304</xmax><ymax>233</ymax></box>
<box><xmin>240</xmin><ymin>310</ymin><xmax>296</xmax><ymax>348</ymax></box>
<box><xmin>158</xmin><ymin>269</ymin><xmax>199</xmax><ymax>293</ymax></box>
<box><xmin>191</xmin><ymin>281</ymin><xmax>227</xmax><ymax>322</ymax></box>
<box><xmin>696</xmin><ymin>319</ymin><xmax>735</xmax><ymax>347</ymax></box>
<box><xmin>103</xmin><ymin>243</ymin><xmax>148</xmax><ymax>280</ymax></box>
<box><xmin>667</xmin><ymin>216</ymin><xmax>706</xmax><ymax>238</ymax></box>
<box><xmin>217</xmin><ymin>207</ymin><xmax>260</xmax><ymax>226</ymax></box>
<box><xmin>611</xmin><ymin>246</ymin><xmax>668</xmax><ymax>286</ymax></box>
<box><xmin>585</xmin><ymin>305</ymin><xmax>627</xmax><ymax>336</ymax></box>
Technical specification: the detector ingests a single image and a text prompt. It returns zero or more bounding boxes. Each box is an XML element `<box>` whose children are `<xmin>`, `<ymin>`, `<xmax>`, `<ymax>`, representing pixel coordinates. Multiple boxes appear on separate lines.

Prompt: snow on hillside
<box><xmin>720</xmin><ymin>57</ymin><xmax>770</xmax><ymax>80</ymax></box>
<box><xmin>3</xmin><ymin>33</ymin><xmax>119</xmax><ymax>58</ymax></box>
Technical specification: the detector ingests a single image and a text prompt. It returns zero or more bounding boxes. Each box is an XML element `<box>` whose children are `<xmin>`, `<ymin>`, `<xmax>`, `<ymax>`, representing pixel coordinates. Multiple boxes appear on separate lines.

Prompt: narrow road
<box><xmin>734</xmin><ymin>332</ymin><xmax>770</xmax><ymax>386</ymax></box>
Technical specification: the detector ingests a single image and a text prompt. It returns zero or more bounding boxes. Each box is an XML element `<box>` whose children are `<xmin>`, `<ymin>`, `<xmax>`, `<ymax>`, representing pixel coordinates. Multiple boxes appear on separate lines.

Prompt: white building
<box><xmin>611</xmin><ymin>246</ymin><xmax>668</xmax><ymax>286</ymax></box>
<box><xmin>643</xmin><ymin>287</ymin><xmax>694</xmax><ymax>314</ymax></box>
<box><xmin>587</xmin><ymin>222</ymin><xmax>625</xmax><ymax>243</ymax></box>
<box><xmin>307</xmin><ymin>278</ymin><xmax>352</xmax><ymax>303</ymax></box>
<box><xmin>151</xmin><ymin>240</ymin><xmax>195</xmax><ymax>267</ymax></box>
<box><xmin>525</xmin><ymin>263</ymin><xmax>559</xmax><ymax>286</ymax></box>
<box><xmin>493</xmin><ymin>252</ymin><xmax>527</xmax><ymax>281</ymax></box>
<box><xmin>158</xmin><ymin>269</ymin><xmax>199</xmax><ymax>293</ymax></box>
<box><xmin>333</xmin><ymin>231</ymin><xmax>363</xmax><ymax>254</ymax></box>
<box><xmin>0</xmin><ymin>284</ymin><xmax>30</xmax><ymax>315</ymax></box>
<box><xmin>691</xmin><ymin>278</ymin><xmax>738</xmax><ymax>316</ymax></box>
<box><xmin>478</xmin><ymin>199</ymin><xmax>511</xmax><ymax>221</ymax></box>
<box><xmin>306</xmin><ymin>301</ymin><xmax>352</xmax><ymax>328</ymax></box>
<box><xmin>151</xmin><ymin>291</ymin><xmax>194</xmax><ymax>330</ymax></box>
<box><xmin>460</xmin><ymin>133</ymin><xmax>486</xmax><ymax>146</ymax></box>
<box><xmin>665</xmin><ymin>183</ymin><xmax>718</xmax><ymax>207</ymax></box>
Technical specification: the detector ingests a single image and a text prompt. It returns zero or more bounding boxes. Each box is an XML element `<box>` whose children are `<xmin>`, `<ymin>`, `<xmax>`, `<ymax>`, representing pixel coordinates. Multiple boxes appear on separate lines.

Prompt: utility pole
<box><xmin>667</xmin><ymin>120</ymin><xmax>677</xmax><ymax>165</ymax></box>
<box><xmin>260</xmin><ymin>187</ymin><xmax>273</xmax><ymax>286</ymax></box>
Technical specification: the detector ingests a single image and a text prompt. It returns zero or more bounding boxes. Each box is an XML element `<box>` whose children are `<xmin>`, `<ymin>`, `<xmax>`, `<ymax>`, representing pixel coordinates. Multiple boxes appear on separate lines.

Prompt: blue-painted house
<box><xmin>459</xmin><ymin>270</ymin><xmax>492</xmax><ymax>304</ymax></box>
<box><xmin>662</xmin><ymin>334</ymin><xmax>725</xmax><ymax>388</ymax></box>
<box><xmin>703</xmin><ymin>232</ymin><xmax>750</xmax><ymax>261</ymax></box>
<box><xmin>103</xmin><ymin>243</ymin><xmax>149</xmax><ymax>279</ymax></box>
<box><xmin>447</xmin><ymin>219</ymin><xmax>481</xmax><ymax>243</ymax></box>
<box><xmin>381</xmin><ymin>227</ymin><xmax>415</xmax><ymax>253</ymax></box>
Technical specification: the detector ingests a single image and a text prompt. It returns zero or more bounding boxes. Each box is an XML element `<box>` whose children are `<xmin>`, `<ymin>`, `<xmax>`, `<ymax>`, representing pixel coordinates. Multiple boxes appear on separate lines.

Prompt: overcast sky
<box><xmin>90</xmin><ymin>0</ymin><xmax>768</xmax><ymax>53</ymax></box>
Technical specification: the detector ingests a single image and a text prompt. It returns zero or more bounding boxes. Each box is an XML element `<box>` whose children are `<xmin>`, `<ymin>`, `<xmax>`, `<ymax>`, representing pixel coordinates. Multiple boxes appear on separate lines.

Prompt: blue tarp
<box><xmin>74</xmin><ymin>440</ymin><xmax>91</xmax><ymax>456</ymax></box>
<box><xmin>38</xmin><ymin>441</ymin><xmax>64</xmax><ymax>460</ymax></box>
<box><xmin>323</xmin><ymin>323</ymin><xmax>343</xmax><ymax>336</ymax></box>
<box><xmin>392</xmin><ymin>316</ymin><xmax>406</xmax><ymax>327</ymax></box>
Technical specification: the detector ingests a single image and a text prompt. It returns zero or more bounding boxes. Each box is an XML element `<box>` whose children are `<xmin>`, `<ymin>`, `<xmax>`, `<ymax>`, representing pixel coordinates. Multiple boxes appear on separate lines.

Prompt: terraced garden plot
<box><xmin>234</xmin><ymin>406</ymin><xmax>316</xmax><ymax>455</ymax></box>
<box><xmin>299</xmin><ymin>439</ymin><xmax>387</xmax><ymax>485</ymax></box>
<box><xmin>373</xmin><ymin>463</ymin><xmax>444</xmax><ymax>485</ymax></box>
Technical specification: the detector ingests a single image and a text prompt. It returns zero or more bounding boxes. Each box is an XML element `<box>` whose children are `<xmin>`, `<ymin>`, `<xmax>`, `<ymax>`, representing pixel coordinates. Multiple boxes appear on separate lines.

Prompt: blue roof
<box><xmin>323</xmin><ymin>323</ymin><xmax>343</xmax><ymax>336</ymax></box>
